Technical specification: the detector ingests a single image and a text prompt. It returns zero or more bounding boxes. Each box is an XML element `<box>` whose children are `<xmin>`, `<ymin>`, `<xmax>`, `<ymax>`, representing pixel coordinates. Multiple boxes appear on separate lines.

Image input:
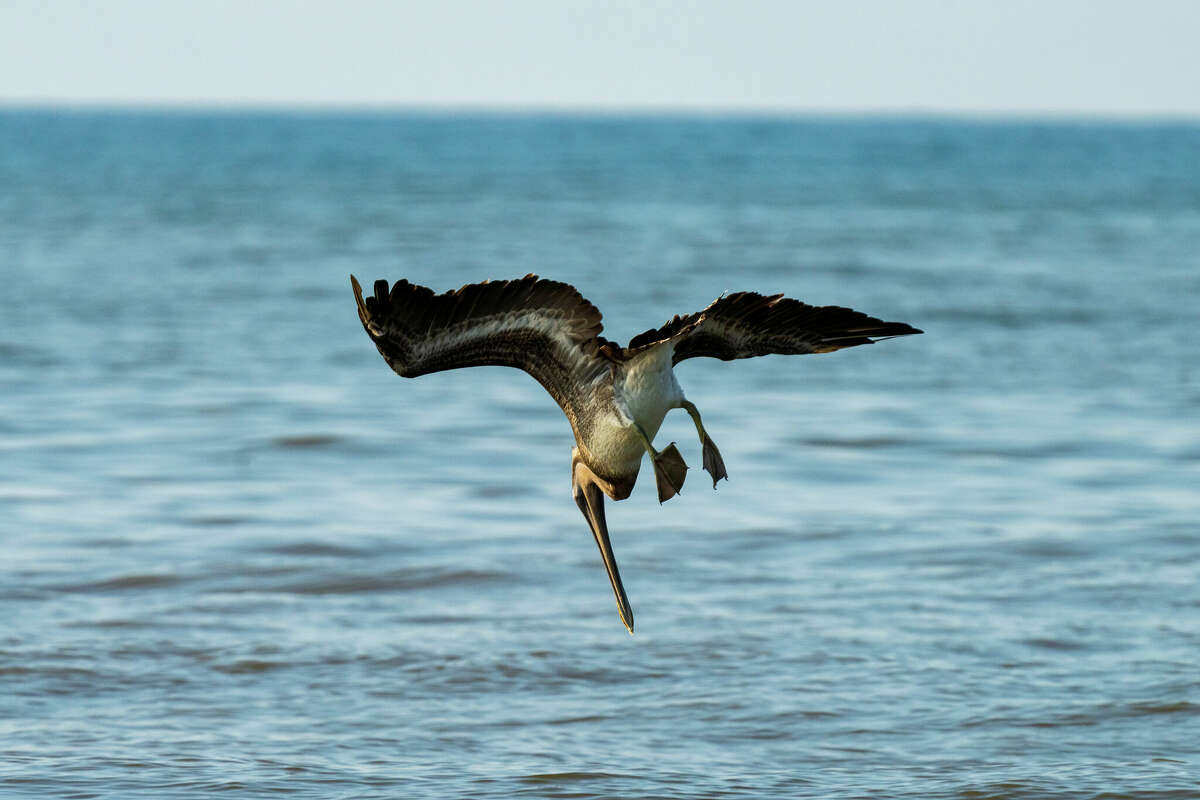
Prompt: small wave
<box><xmin>1021</xmin><ymin>637</ymin><xmax>1091</xmax><ymax>652</ymax></box>
<box><xmin>945</xmin><ymin>441</ymin><xmax>1097</xmax><ymax>460</ymax></box>
<box><xmin>519</xmin><ymin>772</ymin><xmax>628</xmax><ymax>784</ymax></box>
<box><xmin>288</xmin><ymin>285</ymin><xmax>335</xmax><ymax>300</ymax></box>
<box><xmin>270</xmin><ymin>568</ymin><xmax>511</xmax><ymax>595</ymax></box>
<box><xmin>1004</xmin><ymin>699</ymin><xmax>1200</xmax><ymax>730</ymax></box>
<box><xmin>183</xmin><ymin>514</ymin><xmax>256</xmax><ymax>527</ymax></box>
<box><xmin>270</xmin><ymin>433</ymin><xmax>345</xmax><ymax>449</ymax></box>
<box><xmin>56</xmin><ymin>573</ymin><xmax>182</xmax><ymax>593</ymax></box>
<box><xmin>545</xmin><ymin>714</ymin><xmax>610</xmax><ymax>726</ymax></box>
<box><xmin>212</xmin><ymin>659</ymin><xmax>288</xmax><ymax>675</ymax></box>
<box><xmin>257</xmin><ymin>540</ymin><xmax>368</xmax><ymax>558</ymax></box>
<box><xmin>62</xmin><ymin>617</ymin><xmax>159</xmax><ymax>630</ymax></box>
<box><xmin>469</xmin><ymin>483</ymin><xmax>538</xmax><ymax>499</ymax></box>
<box><xmin>0</xmin><ymin>341</ymin><xmax>57</xmax><ymax>367</ymax></box>
<box><xmin>402</xmin><ymin>613</ymin><xmax>487</xmax><ymax>625</ymax></box>
<box><xmin>0</xmin><ymin>664</ymin><xmax>100</xmax><ymax>680</ymax></box>
<box><xmin>917</xmin><ymin>306</ymin><xmax>1104</xmax><ymax>328</ymax></box>
<box><xmin>1124</xmin><ymin>700</ymin><xmax>1200</xmax><ymax>718</ymax></box>
<box><xmin>800</xmin><ymin>435</ymin><xmax>914</xmax><ymax>450</ymax></box>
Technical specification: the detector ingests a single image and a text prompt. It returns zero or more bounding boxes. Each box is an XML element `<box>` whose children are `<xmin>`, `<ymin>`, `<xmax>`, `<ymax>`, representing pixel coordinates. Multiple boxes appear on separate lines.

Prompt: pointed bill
<box><xmin>574</xmin><ymin>480</ymin><xmax>635</xmax><ymax>634</ymax></box>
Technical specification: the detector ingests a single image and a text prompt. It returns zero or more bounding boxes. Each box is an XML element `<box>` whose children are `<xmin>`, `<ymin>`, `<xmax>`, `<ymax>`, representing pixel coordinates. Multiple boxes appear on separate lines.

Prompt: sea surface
<box><xmin>2</xmin><ymin>109</ymin><xmax>1199</xmax><ymax>799</ymax></box>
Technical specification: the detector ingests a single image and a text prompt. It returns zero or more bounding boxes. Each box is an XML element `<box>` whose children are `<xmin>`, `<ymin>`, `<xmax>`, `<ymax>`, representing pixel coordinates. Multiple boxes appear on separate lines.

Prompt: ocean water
<box><xmin>2</xmin><ymin>109</ymin><xmax>1199</xmax><ymax>798</ymax></box>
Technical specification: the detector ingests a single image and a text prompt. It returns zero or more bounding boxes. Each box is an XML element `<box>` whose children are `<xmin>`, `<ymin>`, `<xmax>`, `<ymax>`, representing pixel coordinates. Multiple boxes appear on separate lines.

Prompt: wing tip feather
<box><xmin>350</xmin><ymin>274</ymin><xmax>609</xmax><ymax>378</ymax></box>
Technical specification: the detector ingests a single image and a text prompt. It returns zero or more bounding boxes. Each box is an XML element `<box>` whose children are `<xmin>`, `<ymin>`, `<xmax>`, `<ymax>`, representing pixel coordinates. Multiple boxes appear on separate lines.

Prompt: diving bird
<box><xmin>351</xmin><ymin>274</ymin><xmax>921</xmax><ymax>633</ymax></box>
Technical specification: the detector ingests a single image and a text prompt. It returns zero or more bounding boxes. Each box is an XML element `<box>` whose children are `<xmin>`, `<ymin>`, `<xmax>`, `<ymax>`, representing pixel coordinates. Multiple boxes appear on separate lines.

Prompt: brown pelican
<box><xmin>351</xmin><ymin>274</ymin><xmax>920</xmax><ymax>633</ymax></box>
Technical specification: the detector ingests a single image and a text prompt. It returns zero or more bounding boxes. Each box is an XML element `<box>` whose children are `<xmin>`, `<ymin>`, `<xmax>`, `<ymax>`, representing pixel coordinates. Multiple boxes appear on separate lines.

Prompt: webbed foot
<box><xmin>700</xmin><ymin>433</ymin><xmax>728</xmax><ymax>489</ymax></box>
<box><xmin>681</xmin><ymin>399</ymin><xmax>728</xmax><ymax>489</ymax></box>
<box><xmin>651</xmin><ymin>442</ymin><xmax>688</xmax><ymax>503</ymax></box>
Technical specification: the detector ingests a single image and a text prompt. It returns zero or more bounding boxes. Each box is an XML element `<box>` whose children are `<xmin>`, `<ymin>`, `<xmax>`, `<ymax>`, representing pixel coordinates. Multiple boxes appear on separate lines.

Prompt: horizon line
<box><xmin>3</xmin><ymin>98</ymin><xmax>1199</xmax><ymax>124</ymax></box>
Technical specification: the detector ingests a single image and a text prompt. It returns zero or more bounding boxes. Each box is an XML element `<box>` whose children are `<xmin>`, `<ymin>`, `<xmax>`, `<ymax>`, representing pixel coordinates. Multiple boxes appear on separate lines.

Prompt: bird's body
<box><xmin>580</xmin><ymin>342</ymin><xmax>682</xmax><ymax>491</ymax></box>
<box><xmin>351</xmin><ymin>274</ymin><xmax>920</xmax><ymax>633</ymax></box>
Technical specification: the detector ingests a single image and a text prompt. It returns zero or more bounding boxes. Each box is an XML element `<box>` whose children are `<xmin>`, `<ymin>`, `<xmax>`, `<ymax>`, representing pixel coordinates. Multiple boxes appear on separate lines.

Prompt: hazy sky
<box><xmin>2</xmin><ymin>0</ymin><xmax>1198</xmax><ymax>116</ymax></box>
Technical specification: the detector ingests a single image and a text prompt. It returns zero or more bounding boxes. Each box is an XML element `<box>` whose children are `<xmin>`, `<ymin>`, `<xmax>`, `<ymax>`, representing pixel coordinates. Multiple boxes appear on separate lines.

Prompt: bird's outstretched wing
<box><xmin>625</xmin><ymin>291</ymin><xmax>922</xmax><ymax>364</ymax></box>
<box><xmin>351</xmin><ymin>274</ymin><xmax>614</xmax><ymax>415</ymax></box>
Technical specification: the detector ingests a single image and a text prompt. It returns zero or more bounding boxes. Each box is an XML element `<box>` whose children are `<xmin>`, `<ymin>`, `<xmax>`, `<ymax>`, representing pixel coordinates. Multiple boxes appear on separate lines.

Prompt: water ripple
<box><xmin>263</xmin><ymin>568</ymin><xmax>513</xmax><ymax>595</ymax></box>
<box><xmin>5</xmin><ymin>111</ymin><xmax>1200</xmax><ymax>800</ymax></box>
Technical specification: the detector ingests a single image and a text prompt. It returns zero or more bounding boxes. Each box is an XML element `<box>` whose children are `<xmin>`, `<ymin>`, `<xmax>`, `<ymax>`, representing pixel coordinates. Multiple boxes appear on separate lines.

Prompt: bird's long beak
<box><xmin>573</xmin><ymin>478</ymin><xmax>634</xmax><ymax>634</ymax></box>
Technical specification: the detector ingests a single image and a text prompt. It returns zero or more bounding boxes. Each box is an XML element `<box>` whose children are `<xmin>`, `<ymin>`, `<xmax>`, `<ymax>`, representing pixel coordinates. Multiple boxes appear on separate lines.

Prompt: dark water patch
<box><xmin>710</xmin><ymin>527</ymin><xmax>834</xmax><ymax>549</ymax></box>
<box><xmin>545</xmin><ymin>714</ymin><xmax>611</xmax><ymax>726</ymax></box>
<box><xmin>956</xmin><ymin>782</ymin><xmax>1053</xmax><ymax>800</ymax></box>
<box><xmin>548</xmin><ymin>663</ymin><xmax>671</xmax><ymax>684</ymax></box>
<box><xmin>1024</xmin><ymin>700</ymin><xmax>1200</xmax><ymax>730</ymax></box>
<box><xmin>1011</xmin><ymin>537</ymin><xmax>1093</xmax><ymax>560</ymax></box>
<box><xmin>469</xmin><ymin>483</ymin><xmax>538</xmax><ymax>499</ymax></box>
<box><xmin>1124</xmin><ymin>700</ymin><xmax>1200</xmax><ymax>718</ymax></box>
<box><xmin>190</xmin><ymin>398</ymin><xmax>276</xmax><ymax>418</ymax></box>
<box><xmin>0</xmin><ymin>340</ymin><xmax>58</xmax><ymax>367</ymax></box>
<box><xmin>0</xmin><ymin>664</ymin><xmax>100</xmax><ymax>680</ymax></box>
<box><xmin>62</xmin><ymin>617</ymin><xmax>161</xmax><ymax>630</ymax></box>
<box><xmin>798</xmin><ymin>434</ymin><xmax>916</xmax><ymax>450</ymax></box>
<box><xmin>266</xmin><ymin>567</ymin><xmax>512</xmax><ymax>594</ymax></box>
<box><xmin>1148</xmin><ymin>524</ymin><xmax>1199</xmax><ymax>547</ymax></box>
<box><xmin>367</xmin><ymin>651</ymin><xmax>462</xmax><ymax>672</ymax></box>
<box><xmin>1021</xmin><ymin>637</ymin><xmax>1093</xmax><ymax>652</ymax></box>
<box><xmin>1069</xmin><ymin>471</ymin><xmax>1146</xmax><ymax>490</ymax></box>
<box><xmin>254</xmin><ymin>540</ymin><xmax>368</xmax><ymax>558</ymax></box>
<box><xmin>836</xmin><ymin>538</ymin><xmax>1019</xmax><ymax>573</ymax></box>
<box><xmin>918</xmin><ymin>306</ymin><xmax>1106</xmax><ymax>328</ymax></box>
<box><xmin>211</xmin><ymin>658</ymin><xmax>289</xmax><ymax>675</ymax></box>
<box><xmin>53</xmin><ymin>572</ymin><xmax>183</xmax><ymax>593</ymax></box>
<box><xmin>182</xmin><ymin>514</ymin><xmax>257</xmax><ymax>527</ymax></box>
<box><xmin>70</xmin><ymin>536</ymin><xmax>137</xmax><ymax>549</ymax></box>
<box><xmin>519</xmin><ymin>772</ymin><xmax>629</xmax><ymax>784</ymax></box>
<box><xmin>402</xmin><ymin>613</ymin><xmax>488</xmax><ymax>625</ymax></box>
<box><xmin>942</xmin><ymin>440</ymin><xmax>1122</xmax><ymax>461</ymax></box>
<box><xmin>388</xmin><ymin>652</ymin><xmax>672</xmax><ymax>692</ymax></box>
<box><xmin>269</xmin><ymin>433</ymin><xmax>345</xmax><ymax>449</ymax></box>
<box><xmin>220</xmin><ymin>562</ymin><xmax>310</xmax><ymax>584</ymax></box>
<box><xmin>288</xmin><ymin>284</ymin><xmax>337</xmax><ymax>300</ymax></box>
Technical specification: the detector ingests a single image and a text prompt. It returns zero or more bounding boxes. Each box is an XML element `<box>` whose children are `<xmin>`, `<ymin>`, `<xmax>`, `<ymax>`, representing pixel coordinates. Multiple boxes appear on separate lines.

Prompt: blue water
<box><xmin>2</xmin><ymin>109</ymin><xmax>1199</xmax><ymax>798</ymax></box>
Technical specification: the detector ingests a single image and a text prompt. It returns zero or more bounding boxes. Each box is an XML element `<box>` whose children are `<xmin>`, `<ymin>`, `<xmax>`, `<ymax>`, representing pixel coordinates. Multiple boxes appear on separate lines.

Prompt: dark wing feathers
<box><xmin>626</xmin><ymin>291</ymin><xmax>921</xmax><ymax>364</ymax></box>
<box><xmin>352</xmin><ymin>276</ymin><xmax>920</xmax><ymax>400</ymax></box>
<box><xmin>351</xmin><ymin>274</ymin><xmax>611</xmax><ymax>414</ymax></box>
<box><xmin>624</xmin><ymin>312</ymin><xmax>704</xmax><ymax>356</ymax></box>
